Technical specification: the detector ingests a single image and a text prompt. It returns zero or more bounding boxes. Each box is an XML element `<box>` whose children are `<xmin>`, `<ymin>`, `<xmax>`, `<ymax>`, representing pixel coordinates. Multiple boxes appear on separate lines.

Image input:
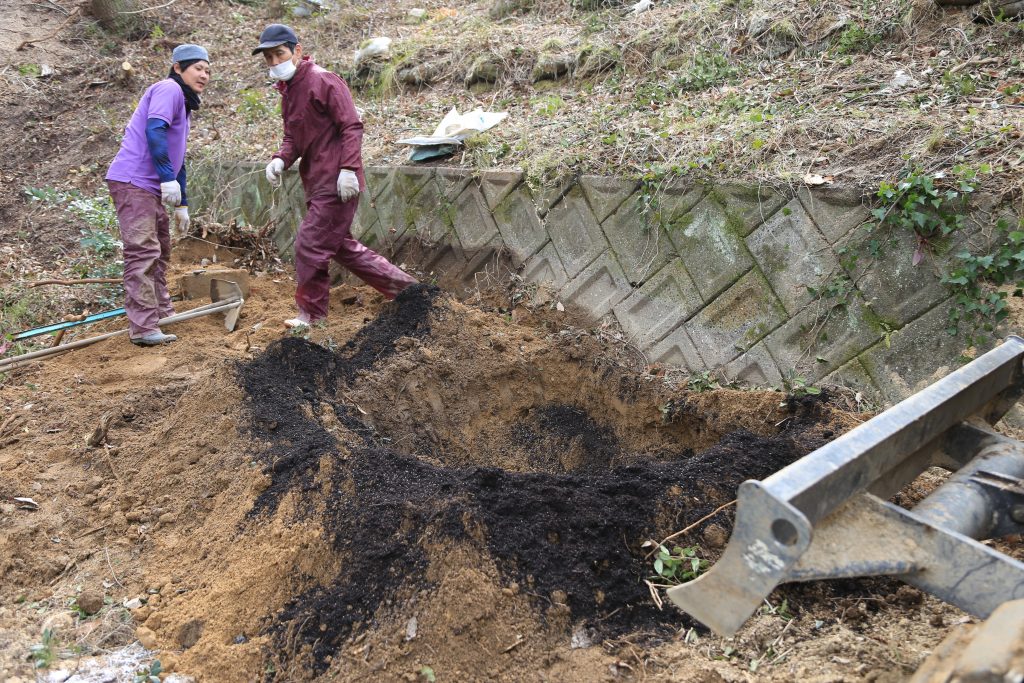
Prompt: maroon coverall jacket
<box><xmin>272</xmin><ymin>56</ymin><xmax>365</xmax><ymax>195</ymax></box>
<box><xmin>272</xmin><ymin>57</ymin><xmax>414</xmax><ymax>316</ymax></box>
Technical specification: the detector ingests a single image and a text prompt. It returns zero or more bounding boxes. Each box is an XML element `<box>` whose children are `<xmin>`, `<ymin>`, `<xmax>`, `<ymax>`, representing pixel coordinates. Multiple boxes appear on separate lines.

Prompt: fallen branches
<box><xmin>27</xmin><ymin>277</ymin><xmax>121</xmax><ymax>287</ymax></box>
<box><xmin>948</xmin><ymin>56</ymin><xmax>1000</xmax><ymax>75</ymax></box>
<box><xmin>645</xmin><ymin>500</ymin><xmax>737</xmax><ymax>558</ymax></box>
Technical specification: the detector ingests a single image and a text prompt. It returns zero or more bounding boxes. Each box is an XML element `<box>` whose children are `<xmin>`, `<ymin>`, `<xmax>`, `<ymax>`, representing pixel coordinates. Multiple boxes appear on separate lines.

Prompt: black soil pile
<box><xmin>337</xmin><ymin>282</ymin><xmax>439</xmax><ymax>382</ymax></box>
<box><xmin>238</xmin><ymin>284</ymin><xmax>440</xmax><ymax>519</ymax></box>
<box><xmin>266</xmin><ymin>424</ymin><xmax>827</xmax><ymax>676</ymax></box>
<box><xmin>236</xmin><ymin>290</ymin><xmax>838</xmax><ymax>678</ymax></box>
<box><xmin>511</xmin><ymin>405</ymin><xmax>622</xmax><ymax>472</ymax></box>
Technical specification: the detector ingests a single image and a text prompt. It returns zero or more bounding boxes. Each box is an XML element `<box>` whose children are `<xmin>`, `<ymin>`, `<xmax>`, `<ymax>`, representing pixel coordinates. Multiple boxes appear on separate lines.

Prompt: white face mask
<box><xmin>268</xmin><ymin>59</ymin><xmax>296</xmax><ymax>81</ymax></box>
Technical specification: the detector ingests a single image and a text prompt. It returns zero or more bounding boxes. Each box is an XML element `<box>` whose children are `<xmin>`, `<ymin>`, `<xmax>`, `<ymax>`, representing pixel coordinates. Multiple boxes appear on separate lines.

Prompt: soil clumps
<box><xmin>235</xmin><ymin>287</ymin><xmax>841</xmax><ymax>679</ymax></box>
<box><xmin>0</xmin><ymin>273</ymin><xmax>959</xmax><ymax>683</ymax></box>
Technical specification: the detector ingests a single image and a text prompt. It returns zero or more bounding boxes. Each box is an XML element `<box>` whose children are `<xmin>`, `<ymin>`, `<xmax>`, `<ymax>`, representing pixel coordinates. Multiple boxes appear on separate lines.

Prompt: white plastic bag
<box><xmin>354</xmin><ymin>37</ymin><xmax>392</xmax><ymax>66</ymax></box>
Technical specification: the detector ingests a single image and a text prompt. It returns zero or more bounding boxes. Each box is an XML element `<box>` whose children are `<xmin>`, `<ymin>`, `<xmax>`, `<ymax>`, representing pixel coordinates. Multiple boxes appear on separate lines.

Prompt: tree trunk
<box><xmin>88</xmin><ymin>0</ymin><xmax>149</xmax><ymax>39</ymax></box>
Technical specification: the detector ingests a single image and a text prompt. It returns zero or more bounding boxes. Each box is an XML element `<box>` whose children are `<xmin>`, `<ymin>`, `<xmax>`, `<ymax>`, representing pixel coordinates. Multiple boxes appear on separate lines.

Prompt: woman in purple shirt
<box><xmin>105</xmin><ymin>44</ymin><xmax>210</xmax><ymax>346</ymax></box>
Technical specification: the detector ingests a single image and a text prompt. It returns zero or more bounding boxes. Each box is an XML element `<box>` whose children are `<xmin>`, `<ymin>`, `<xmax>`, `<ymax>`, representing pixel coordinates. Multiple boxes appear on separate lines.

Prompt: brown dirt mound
<box><xmin>0</xmin><ymin>274</ymin><xmax>960</xmax><ymax>683</ymax></box>
<box><xmin>221</xmin><ymin>287</ymin><xmax>852</xmax><ymax>680</ymax></box>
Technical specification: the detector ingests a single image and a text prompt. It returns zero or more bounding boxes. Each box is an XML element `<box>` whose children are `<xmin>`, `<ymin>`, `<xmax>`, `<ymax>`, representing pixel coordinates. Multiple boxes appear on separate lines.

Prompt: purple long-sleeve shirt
<box><xmin>107</xmin><ymin>79</ymin><xmax>190</xmax><ymax>196</ymax></box>
<box><xmin>272</xmin><ymin>56</ymin><xmax>365</xmax><ymax>198</ymax></box>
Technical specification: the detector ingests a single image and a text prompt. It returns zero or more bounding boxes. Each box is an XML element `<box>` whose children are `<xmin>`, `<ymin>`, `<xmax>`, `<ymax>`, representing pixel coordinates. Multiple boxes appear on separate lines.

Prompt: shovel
<box><xmin>0</xmin><ymin>278</ymin><xmax>245</xmax><ymax>371</ymax></box>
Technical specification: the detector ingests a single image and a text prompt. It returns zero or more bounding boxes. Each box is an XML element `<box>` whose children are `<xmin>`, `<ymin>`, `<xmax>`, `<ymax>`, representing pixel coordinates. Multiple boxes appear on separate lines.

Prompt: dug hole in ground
<box><xmin>1</xmin><ymin>241</ymin><xmax>1009</xmax><ymax>683</ymax></box>
<box><xmin>2</xmin><ymin>0</ymin><xmax>1023</xmax><ymax>677</ymax></box>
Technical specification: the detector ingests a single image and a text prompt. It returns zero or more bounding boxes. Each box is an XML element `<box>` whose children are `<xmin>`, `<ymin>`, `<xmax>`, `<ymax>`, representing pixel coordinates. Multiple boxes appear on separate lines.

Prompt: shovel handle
<box><xmin>0</xmin><ymin>299</ymin><xmax>243</xmax><ymax>371</ymax></box>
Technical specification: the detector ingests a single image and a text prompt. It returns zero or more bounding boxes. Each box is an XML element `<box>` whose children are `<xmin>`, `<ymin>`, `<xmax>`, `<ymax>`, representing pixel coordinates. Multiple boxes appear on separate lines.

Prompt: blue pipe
<box><xmin>13</xmin><ymin>308</ymin><xmax>127</xmax><ymax>341</ymax></box>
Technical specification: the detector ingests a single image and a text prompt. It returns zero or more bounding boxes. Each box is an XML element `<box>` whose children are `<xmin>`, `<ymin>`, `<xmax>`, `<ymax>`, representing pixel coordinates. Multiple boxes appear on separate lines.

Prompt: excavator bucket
<box><xmin>668</xmin><ymin>336</ymin><xmax>1024</xmax><ymax>637</ymax></box>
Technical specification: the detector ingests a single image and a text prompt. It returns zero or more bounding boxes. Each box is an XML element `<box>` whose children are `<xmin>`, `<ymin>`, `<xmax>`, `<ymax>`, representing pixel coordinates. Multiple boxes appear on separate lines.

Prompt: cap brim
<box><xmin>251</xmin><ymin>40</ymin><xmax>287</xmax><ymax>56</ymax></box>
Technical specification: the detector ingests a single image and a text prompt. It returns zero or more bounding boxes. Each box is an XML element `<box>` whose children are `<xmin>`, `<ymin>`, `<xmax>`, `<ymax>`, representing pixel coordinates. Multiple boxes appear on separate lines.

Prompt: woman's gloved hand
<box><xmin>336</xmin><ymin>169</ymin><xmax>359</xmax><ymax>202</ymax></box>
<box><xmin>172</xmin><ymin>206</ymin><xmax>190</xmax><ymax>242</ymax></box>
<box><xmin>160</xmin><ymin>180</ymin><xmax>182</xmax><ymax>207</ymax></box>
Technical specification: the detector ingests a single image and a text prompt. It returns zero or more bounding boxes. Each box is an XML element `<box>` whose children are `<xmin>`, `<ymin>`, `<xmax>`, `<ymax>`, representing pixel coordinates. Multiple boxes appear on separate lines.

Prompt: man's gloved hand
<box><xmin>172</xmin><ymin>206</ymin><xmax>190</xmax><ymax>242</ymax></box>
<box><xmin>336</xmin><ymin>169</ymin><xmax>359</xmax><ymax>202</ymax></box>
<box><xmin>160</xmin><ymin>180</ymin><xmax>182</xmax><ymax>207</ymax></box>
<box><xmin>266</xmin><ymin>158</ymin><xmax>285</xmax><ymax>188</ymax></box>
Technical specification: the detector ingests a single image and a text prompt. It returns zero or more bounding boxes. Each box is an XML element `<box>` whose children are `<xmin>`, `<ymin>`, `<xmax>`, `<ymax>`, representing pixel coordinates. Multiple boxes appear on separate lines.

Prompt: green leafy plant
<box><xmin>943</xmin><ymin>219</ymin><xmax>1024</xmax><ymax>345</ymax></box>
<box><xmin>79</xmin><ymin>228</ymin><xmax>120</xmax><ymax>258</ymax></box>
<box><xmin>687</xmin><ymin>371</ymin><xmax>719</xmax><ymax>393</ymax></box>
<box><xmin>942</xmin><ymin>71</ymin><xmax>977</xmax><ymax>97</ymax></box>
<box><xmin>30</xmin><ymin>628</ymin><xmax>57</xmax><ymax>669</ymax></box>
<box><xmin>783</xmin><ymin>370</ymin><xmax>821</xmax><ymax>397</ymax></box>
<box><xmin>633</xmin><ymin>163</ymin><xmax>692</xmax><ymax>228</ymax></box>
<box><xmin>633</xmin><ymin>51</ymin><xmax>736</xmax><ymax>106</ymax></box>
<box><xmin>237</xmin><ymin>88</ymin><xmax>275</xmax><ymax>124</ymax></box>
<box><xmin>531</xmin><ymin>94</ymin><xmax>564</xmax><ymax>117</ymax></box>
<box><xmin>678</xmin><ymin>51</ymin><xmax>737</xmax><ymax>92</ymax></box>
<box><xmin>760</xmin><ymin>598</ymin><xmax>794</xmax><ymax>621</ymax></box>
<box><xmin>287</xmin><ymin>324</ymin><xmax>311</xmax><ymax>340</ymax></box>
<box><xmin>870</xmin><ymin>165</ymin><xmax>982</xmax><ymax>265</ymax></box>
<box><xmin>634</xmin><ymin>80</ymin><xmax>676</xmax><ymax>106</ymax></box>
<box><xmin>866</xmin><ymin>166</ymin><xmax>1021</xmax><ymax>346</ymax></box>
<box><xmin>418</xmin><ymin>666</ymin><xmax>436</xmax><ymax>682</ymax></box>
<box><xmin>25</xmin><ymin>187</ymin><xmax>123</xmax><ymax>281</ymax></box>
<box><xmin>25</xmin><ymin>185</ymin><xmax>67</xmax><ymax>204</ymax></box>
<box><xmin>834</xmin><ymin>24</ymin><xmax>879</xmax><ymax>54</ymax></box>
<box><xmin>26</xmin><ymin>187</ymin><xmax>118</xmax><ymax>234</ymax></box>
<box><xmin>807</xmin><ymin>274</ymin><xmax>854</xmax><ymax>306</ymax></box>
<box><xmin>69</xmin><ymin>194</ymin><xmax>118</xmax><ymax>232</ymax></box>
<box><xmin>67</xmin><ymin>597</ymin><xmax>88</xmax><ymax>619</ymax></box>
<box><xmin>650</xmin><ymin>544</ymin><xmax>709</xmax><ymax>585</ymax></box>
<box><xmin>134</xmin><ymin>660</ymin><xmax>162</xmax><ymax>683</ymax></box>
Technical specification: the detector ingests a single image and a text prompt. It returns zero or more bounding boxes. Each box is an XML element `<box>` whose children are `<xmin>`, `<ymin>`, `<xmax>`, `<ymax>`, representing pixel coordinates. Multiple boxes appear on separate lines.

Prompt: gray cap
<box><xmin>252</xmin><ymin>24</ymin><xmax>299</xmax><ymax>55</ymax></box>
<box><xmin>171</xmin><ymin>44</ymin><xmax>210</xmax><ymax>64</ymax></box>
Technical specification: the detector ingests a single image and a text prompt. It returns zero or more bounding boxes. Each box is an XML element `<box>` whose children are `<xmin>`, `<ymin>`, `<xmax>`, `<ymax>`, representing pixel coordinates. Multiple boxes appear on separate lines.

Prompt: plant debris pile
<box><xmin>235</xmin><ymin>286</ymin><xmax>838</xmax><ymax>678</ymax></box>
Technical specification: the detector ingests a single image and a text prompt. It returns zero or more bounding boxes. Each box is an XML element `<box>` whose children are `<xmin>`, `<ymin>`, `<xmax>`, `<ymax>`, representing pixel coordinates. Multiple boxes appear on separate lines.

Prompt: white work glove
<box><xmin>266</xmin><ymin>158</ymin><xmax>285</xmax><ymax>188</ymax></box>
<box><xmin>172</xmin><ymin>206</ymin><xmax>189</xmax><ymax>241</ymax></box>
<box><xmin>336</xmin><ymin>169</ymin><xmax>359</xmax><ymax>202</ymax></box>
<box><xmin>160</xmin><ymin>180</ymin><xmax>181</xmax><ymax>207</ymax></box>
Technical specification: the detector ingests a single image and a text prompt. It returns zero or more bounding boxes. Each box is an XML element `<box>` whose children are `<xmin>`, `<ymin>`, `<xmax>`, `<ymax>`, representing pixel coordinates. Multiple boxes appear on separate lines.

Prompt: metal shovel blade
<box><xmin>209</xmin><ymin>278</ymin><xmax>244</xmax><ymax>331</ymax></box>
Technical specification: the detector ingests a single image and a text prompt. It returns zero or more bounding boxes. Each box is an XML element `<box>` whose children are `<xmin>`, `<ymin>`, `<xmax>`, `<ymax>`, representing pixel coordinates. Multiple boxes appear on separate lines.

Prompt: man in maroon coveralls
<box><xmin>254</xmin><ymin>24</ymin><xmax>417</xmax><ymax>328</ymax></box>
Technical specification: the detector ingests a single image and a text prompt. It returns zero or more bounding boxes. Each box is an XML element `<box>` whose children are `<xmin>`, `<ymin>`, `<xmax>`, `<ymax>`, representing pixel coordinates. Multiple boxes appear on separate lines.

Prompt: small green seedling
<box><xmin>67</xmin><ymin>597</ymin><xmax>88</xmax><ymax>619</ymax></box>
<box><xmin>687</xmin><ymin>371</ymin><xmax>719</xmax><ymax>393</ymax></box>
<box><xmin>783</xmin><ymin>370</ymin><xmax>820</xmax><ymax>397</ymax></box>
<box><xmin>30</xmin><ymin>628</ymin><xmax>57</xmax><ymax>669</ymax></box>
<box><xmin>760</xmin><ymin>598</ymin><xmax>794</xmax><ymax>621</ymax></box>
<box><xmin>651</xmin><ymin>544</ymin><xmax>709</xmax><ymax>585</ymax></box>
<box><xmin>134</xmin><ymin>660</ymin><xmax>162</xmax><ymax>683</ymax></box>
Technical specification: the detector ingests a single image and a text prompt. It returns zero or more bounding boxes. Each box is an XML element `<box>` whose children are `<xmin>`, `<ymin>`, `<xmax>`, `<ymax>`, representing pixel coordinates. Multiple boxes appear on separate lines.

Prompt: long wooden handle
<box><xmin>0</xmin><ymin>299</ymin><xmax>242</xmax><ymax>370</ymax></box>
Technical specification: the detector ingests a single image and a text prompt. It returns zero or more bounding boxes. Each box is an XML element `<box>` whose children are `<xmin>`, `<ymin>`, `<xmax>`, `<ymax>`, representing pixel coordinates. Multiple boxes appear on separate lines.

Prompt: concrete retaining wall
<box><xmin>190</xmin><ymin>161</ymin><xmax>1007</xmax><ymax>406</ymax></box>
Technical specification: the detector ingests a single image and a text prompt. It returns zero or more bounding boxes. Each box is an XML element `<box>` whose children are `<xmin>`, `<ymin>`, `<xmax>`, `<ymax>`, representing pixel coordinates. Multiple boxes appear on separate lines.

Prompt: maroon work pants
<box><xmin>107</xmin><ymin>181</ymin><xmax>174</xmax><ymax>338</ymax></box>
<box><xmin>295</xmin><ymin>193</ymin><xmax>417</xmax><ymax>320</ymax></box>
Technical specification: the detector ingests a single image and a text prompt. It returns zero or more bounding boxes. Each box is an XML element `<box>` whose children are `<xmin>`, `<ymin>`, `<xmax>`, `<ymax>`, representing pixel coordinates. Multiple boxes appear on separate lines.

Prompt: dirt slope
<box><xmin>1</xmin><ymin>1</ymin><xmax>1023</xmax><ymax>681</ymax></box>
<box><xmin>0</xmin><ymin>251</ymin><xmax>979</xmax><ymax>681</ymax></box>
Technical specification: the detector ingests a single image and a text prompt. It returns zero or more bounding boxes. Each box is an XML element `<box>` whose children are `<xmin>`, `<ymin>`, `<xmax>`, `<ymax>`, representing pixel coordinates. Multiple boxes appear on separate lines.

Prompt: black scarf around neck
<box><xmin>169</xmin><ymin>71</ymin><xmax>201</xmax><ymax>112</ymax></box>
